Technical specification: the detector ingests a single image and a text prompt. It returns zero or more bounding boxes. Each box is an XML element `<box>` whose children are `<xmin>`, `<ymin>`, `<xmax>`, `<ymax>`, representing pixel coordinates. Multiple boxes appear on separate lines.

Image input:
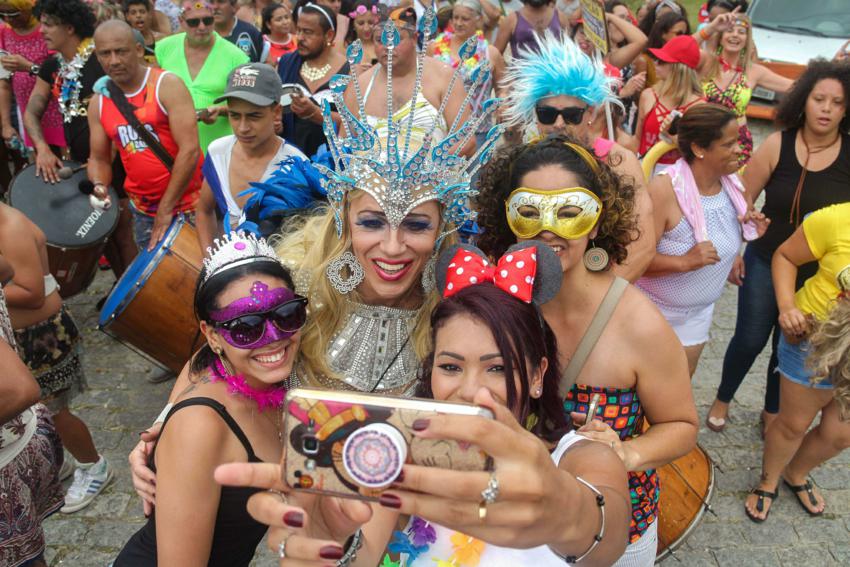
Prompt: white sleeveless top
<box><xmin>362</xmin><ymin>65</ymin><xmax>449</xmax><ymax>155</ymax></box>
<box><xmin>636</xmin><ymin>189</ymin><xmax>742</xmax><ymax>312</ymax></box>
<box><xmin>398</xmin><ymin>431</ymin><xmax>585</xmax><ymax>566</ymax></box>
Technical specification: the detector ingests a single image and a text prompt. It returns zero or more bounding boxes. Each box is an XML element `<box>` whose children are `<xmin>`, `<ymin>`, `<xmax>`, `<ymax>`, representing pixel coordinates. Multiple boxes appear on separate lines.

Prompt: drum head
<box><xmin>98</xmin><ymin>216</ymin><xmax>185</xmax><ymax>327</ymax></box>
<box><xmin>9</xmin><ymin>163</ymin><xmax>119</xmax><ymax>248</ymax></box>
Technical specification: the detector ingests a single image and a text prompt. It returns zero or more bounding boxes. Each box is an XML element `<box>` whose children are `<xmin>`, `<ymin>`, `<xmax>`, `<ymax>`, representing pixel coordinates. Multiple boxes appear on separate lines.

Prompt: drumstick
<box><xmin>57</xmin><ymin>164</ymin><xmax>87</xmax><ymax>180</ymax></box>
<box><xmin>586</xmin><ymin>393</ymin><xmax>601</xmax><ymax>424</ymax></box>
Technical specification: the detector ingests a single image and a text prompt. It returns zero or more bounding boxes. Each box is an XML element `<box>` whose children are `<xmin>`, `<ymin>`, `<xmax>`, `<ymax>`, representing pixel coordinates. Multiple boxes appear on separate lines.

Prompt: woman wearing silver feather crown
<box><xmin>128</xmin><ymin>4</ymin><xmax>503</xmax><ymax>512</ymax></box>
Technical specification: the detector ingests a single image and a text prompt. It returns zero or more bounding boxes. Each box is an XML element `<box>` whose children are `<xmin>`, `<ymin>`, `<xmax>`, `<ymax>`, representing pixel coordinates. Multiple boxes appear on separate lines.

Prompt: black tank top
<box><xmin>750</xmin><ymin>128</ymin><xmax>850</xmax><ymax>284</ymax></box>
<box><xmin>114</xmin><ymin>398</ymin><xmax>267</xmax><ymax>567</ymax></box>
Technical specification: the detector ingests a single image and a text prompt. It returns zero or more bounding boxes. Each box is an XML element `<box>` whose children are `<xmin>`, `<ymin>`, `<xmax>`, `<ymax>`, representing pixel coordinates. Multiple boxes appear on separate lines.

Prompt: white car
<box><xmin>748</xmin><ymin>0</ymin><xmax>849</xmax><ymax>107</ymax></box>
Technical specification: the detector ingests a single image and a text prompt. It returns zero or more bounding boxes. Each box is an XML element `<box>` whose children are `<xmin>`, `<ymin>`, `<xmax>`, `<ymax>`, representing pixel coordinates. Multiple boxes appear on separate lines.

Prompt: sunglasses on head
<box><xmin>185</xmin><ymin>16</ymin><xmax>214</xmax><ymax>27</ymax></box>
<box><xmin>0</xmin><ymin>11</ymin><xmax>21</xmax><ymax>18</ymax></box>
<box><xmin>535</xmin><ymin>105</ymin><xmax>587</xmax><ymax>126</ymax></box>
<box><xmin>213</xmin><ymin>296</ymin><xmax>308</xmax><ymax>348</ymax></box>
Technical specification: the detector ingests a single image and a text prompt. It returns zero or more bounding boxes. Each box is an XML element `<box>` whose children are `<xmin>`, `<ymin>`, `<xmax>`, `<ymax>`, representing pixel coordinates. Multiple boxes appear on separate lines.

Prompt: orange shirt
<box><xmin>99</xmin><ymin>67</ymin><xmax>202</xmax><ymax>215</ymax></box>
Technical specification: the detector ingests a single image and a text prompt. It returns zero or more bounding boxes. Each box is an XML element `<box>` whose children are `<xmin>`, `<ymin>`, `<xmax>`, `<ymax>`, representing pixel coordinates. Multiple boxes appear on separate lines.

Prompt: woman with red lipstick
<box><xmin>475</xmin><ymin>135</ymin><xmax>698</xmax><ymax>565</ymax></box>
<box><xmin>709</xmin><ymin>59</ymin><xmax>850</xmax><ymax>436</ymax></box>
<box><xmin>114</xmin><ymin>232</ymin><xmax>308</xmax><ymax>566</ymax></box>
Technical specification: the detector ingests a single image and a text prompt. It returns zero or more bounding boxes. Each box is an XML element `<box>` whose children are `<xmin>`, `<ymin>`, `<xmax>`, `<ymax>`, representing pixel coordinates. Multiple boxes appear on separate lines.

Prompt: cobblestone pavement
<box><xmin>42</xmin><ymin>121</ymin><xmax>848</xmax><ymax>566</ymax></box>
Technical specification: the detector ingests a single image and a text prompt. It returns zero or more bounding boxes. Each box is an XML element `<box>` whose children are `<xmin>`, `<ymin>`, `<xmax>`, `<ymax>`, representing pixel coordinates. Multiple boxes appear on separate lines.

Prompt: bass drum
<box><xmin>655</xmin><ymin>444</ymin><xmax>716</xmax><ymax>561</ymax></box>
<box><xmin>98</xmin><ymin>215</ymin><xmax>204</xmax><ymax>373</ymax></box>
<box><xmin>9</xmin><ymin>162</ymin><xmax>119</xmax><ymax>298</ymax></box>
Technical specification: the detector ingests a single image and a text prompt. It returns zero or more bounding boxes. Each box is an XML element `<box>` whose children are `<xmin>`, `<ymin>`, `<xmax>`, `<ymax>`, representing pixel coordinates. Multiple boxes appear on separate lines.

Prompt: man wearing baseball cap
<box><xmin>195</xmin><ymin>62</ymin><xmax>307</xmax><ymax>253</ymax></box>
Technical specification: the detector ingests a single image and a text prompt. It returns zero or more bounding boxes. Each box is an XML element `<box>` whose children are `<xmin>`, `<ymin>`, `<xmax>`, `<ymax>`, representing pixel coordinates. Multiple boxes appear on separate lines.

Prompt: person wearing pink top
<box><xmin>0</xmin><ymin>0</ymin><xmax>65</xmax><ymax>150</ymax></box>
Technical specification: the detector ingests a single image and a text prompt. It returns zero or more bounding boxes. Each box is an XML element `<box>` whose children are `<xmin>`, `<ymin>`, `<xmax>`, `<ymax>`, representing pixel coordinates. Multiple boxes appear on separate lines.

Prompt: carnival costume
<box><xmin>501</xmin><ymin>31</ymin><xmax>619</xmax><ymax>140</ymax></box>
<box><xmin>244</xmin><ymin>5</ymin><xmax>503</xmax><ymax>395</ymax></box>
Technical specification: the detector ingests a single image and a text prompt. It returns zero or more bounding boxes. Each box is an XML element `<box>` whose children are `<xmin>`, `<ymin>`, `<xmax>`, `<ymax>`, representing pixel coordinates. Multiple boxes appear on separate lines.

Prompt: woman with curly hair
<box><xmin>476</xmin><ymin>134</ymin><xmax>698</xmax><ymax>566</ymax></box>
<box><xmin>744</xmin><ymin>202</ymin><xmax>850</xmax><ymax>522</ymax></box>
<box><xmin>708</xmin><ymin>59</ymin><xmax>850</xmax><ymax>435</ymax></box>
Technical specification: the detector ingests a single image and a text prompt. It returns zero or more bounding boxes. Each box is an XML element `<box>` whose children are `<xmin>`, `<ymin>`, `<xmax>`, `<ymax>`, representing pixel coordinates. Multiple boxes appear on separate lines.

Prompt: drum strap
<box><xmin>105</xmin><ymin>80</ymin><xmax>175</xmax><ymax>171</ymax></box>
<box><xmin>558</xmin><ymin>277</ymin><xmax>628</xmax><ymax>399</ymax></box>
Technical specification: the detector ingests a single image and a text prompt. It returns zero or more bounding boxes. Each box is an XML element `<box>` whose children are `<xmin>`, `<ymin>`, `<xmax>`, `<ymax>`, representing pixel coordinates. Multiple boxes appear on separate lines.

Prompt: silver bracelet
<box><xmin>551</xmin><ymin>476</ymin><xmax>606</xmax><ymax>563</ymax></box>
<box><xmin>336</xmin><ymin>529</ymin><xmax>363</xmax><ymax>567</ymax></box>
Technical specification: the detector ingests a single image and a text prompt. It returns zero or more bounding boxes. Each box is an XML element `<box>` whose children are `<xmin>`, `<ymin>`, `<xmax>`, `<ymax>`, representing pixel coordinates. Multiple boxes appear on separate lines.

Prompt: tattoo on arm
<box><xmin>24</xmin><ymin>93</ymin><xmax>49</xmax><ymax>147</ymax></box>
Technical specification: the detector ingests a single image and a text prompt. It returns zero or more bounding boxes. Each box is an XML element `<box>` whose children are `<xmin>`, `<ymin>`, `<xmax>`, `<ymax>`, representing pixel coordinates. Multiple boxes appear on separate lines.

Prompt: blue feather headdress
<box><xmin>503</xmin><ymin>31</ymin><xmax>619</xmax><ymax>128</ymax></box>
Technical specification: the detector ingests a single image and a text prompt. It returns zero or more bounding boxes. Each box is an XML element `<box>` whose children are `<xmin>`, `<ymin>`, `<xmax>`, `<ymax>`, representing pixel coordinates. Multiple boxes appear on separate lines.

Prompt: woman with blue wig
<box><xmin>502</xmin><ymin>31</ymin><xmax>656</xmax><ymax>283</ymax></box>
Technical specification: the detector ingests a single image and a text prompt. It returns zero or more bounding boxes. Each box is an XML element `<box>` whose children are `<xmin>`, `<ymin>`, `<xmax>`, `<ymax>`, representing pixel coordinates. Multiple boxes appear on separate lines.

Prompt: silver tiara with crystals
<box><xmin>202</xmin><ymin>231</ymin><xmax>280</xmax><ymax>284</ymax></box>
<box><xmin>316</xmin><ymin>4</ymin><xmax>503</xmax><ymax>238</ymax></box>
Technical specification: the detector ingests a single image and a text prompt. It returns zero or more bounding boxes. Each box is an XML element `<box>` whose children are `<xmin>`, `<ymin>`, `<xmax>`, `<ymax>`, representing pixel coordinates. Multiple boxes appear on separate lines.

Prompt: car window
<box><xmin>750</xmin><ymin>0</ymin><xmax>850</xmax><ymax>38</ymax></box>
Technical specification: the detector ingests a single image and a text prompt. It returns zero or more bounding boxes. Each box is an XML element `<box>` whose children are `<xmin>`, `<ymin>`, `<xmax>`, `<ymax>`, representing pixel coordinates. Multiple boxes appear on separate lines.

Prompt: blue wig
<box><xmin>503</xmin><ymin>31</ymin><xmax>619</xmax><ymax>127</ymax></box>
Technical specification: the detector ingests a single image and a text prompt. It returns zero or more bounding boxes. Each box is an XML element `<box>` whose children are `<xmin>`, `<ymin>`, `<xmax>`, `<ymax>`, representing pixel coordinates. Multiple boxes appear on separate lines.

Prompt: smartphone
<box><xmin>282</xmin><ymin>389</ymin><xmax>494</xmax><ymax>501</ymax></box>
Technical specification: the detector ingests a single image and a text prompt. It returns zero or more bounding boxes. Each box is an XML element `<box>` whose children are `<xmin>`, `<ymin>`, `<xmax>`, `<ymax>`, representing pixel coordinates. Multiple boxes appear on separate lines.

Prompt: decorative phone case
<box><xmin>282</xmin><ymin>389</ymin><xmax>493</xmax><ymax>501</ymax></box>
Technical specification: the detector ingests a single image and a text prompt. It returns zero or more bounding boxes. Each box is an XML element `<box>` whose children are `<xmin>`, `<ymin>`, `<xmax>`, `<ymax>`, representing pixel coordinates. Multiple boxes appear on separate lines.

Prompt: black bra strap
<box><xmin>161</xmin><ymin>398</ymin><xmax>258</xmax><ymax>461</ymax></box>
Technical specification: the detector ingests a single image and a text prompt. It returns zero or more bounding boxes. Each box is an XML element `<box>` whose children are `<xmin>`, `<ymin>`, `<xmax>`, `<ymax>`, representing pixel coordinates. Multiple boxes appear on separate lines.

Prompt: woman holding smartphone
<box><xmin>217</xmin><ymin>242</ymin><xmax>632</xmax><ymax>566</ymax></box>
<box><xmin>114</xmin><ymin>232</ymin><xmax>309</xmax><ymax>566</ymax></box>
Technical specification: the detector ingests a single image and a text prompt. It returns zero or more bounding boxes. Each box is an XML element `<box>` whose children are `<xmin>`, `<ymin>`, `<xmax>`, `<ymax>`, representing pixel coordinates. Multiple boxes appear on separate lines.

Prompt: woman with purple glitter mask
<box><xmin>114</xmin><ymin>232</ymin><xmax>307</xmax><ymax>567</ymax></box>
<box><xmin>213</xmin><ymin>242</ymin><xmax>632</xmax><ymax>566</ymax></box>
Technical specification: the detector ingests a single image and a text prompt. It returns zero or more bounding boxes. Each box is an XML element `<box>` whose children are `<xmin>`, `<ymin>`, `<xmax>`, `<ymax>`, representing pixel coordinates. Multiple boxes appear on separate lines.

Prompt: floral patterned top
<box><xmin>563</xmin><ymin>384</ymin><xmax>659</xmax><ymax>544</ymax></box>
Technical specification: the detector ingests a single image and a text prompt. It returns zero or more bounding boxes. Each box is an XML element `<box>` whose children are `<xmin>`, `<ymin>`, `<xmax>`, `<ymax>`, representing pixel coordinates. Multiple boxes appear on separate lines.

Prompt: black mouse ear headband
<box><xmin>434</xmin><ymin>241</ymin><xmax>561</xmax><ymax>305</ymax></box>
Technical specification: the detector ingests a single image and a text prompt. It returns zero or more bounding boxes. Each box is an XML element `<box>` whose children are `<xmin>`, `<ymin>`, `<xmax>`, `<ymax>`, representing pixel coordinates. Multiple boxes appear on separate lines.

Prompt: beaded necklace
<box><xmin>54</xmin><ymin>38</ymin><xmax>95</xmax><ymax>123</ymax></box>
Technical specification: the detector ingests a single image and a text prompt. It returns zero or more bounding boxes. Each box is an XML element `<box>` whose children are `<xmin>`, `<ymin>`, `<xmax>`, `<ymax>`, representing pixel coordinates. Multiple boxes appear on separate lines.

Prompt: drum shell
<box><xmin>47</xmin><ymin>241</ymin><xmax>109</xmax><ymax>299</ymax></box>
<box><xmin>99</xmin><ymin>219</ymin><xmax>203</xmax><ymax>373</ymax></box>
<box><xmin>655</xmin><ymin>444</ymin><xmax>715</xmax><ymax>560</ymax></box>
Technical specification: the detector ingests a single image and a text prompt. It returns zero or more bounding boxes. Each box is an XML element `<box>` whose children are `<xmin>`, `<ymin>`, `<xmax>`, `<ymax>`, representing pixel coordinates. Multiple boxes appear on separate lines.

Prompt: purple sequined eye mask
<box><xmin>210</xmin><ymin>282</ymin><xmax>308</xmax><ymax>349</ymax></box>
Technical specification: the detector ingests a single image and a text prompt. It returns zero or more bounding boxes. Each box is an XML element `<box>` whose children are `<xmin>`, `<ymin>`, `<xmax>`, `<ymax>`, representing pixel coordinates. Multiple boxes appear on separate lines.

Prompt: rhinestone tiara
<box><xmin>202</xmin><ymin>231</ymin><xmax>280</xmax><ymax>284</ymax></box>
<box><xmin>316</xmin><ymin>4</ymin><xmax>504</xmax><ymax>238</ymax></box>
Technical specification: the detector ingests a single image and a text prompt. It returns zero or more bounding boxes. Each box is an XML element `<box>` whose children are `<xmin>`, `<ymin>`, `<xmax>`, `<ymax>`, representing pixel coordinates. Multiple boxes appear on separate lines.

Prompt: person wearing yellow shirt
<box><xmin>745</xmin><ymin>202</ymin><xmax>850</xmax><ymax>523</ymax></box>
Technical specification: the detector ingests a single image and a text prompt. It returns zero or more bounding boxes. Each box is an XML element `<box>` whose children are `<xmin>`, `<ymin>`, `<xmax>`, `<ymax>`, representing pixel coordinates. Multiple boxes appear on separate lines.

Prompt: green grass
<box><xmin>623</xmin><ymin>0</ymin><xmax>705</xmax><ymax>30</ymax></box>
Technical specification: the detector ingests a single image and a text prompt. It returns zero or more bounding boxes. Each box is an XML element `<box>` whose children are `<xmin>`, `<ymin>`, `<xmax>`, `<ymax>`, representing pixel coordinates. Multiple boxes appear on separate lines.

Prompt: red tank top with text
<box><xmin>99</xmin><ymin>67</ymin><xmax>202</xmax><ymax>215</ymax></box>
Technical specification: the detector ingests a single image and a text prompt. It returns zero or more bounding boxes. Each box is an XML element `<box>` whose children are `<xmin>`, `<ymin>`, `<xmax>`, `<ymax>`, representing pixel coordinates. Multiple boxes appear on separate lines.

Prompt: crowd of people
<box><xmin>0</xmin><ymin>0</ymin><xmax>849</xmax><ymax>566</ymax></box>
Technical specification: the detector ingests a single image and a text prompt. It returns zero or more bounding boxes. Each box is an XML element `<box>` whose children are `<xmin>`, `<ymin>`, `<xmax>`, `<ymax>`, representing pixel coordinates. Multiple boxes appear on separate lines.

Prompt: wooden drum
<box><xmin>98</xmin><ymin>215</ymin><xmax>204</xmax><ymax>373</ymax></box>
<box><xmin>655</xmin><ymin>443</ymin><xmax>716</xmax><ymax>560</ymax></box>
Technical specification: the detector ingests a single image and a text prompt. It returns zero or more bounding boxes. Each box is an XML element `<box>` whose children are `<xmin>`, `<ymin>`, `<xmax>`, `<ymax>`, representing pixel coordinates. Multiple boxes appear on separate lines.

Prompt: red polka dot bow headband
<box><xmin>444</xmin><ymin>247</ymin><xmax>539</xmax><ymax>303</ymax></box>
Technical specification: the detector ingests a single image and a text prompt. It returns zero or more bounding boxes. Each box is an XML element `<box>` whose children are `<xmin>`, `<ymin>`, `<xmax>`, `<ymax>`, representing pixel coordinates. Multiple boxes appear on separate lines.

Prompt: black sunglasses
<box><xmin>213</xmin><ymin>297</ymin><xmax>308</xmax><ymax>348</ymax></box>
<box><xmin>535</xmin><ymin>105</ymin><xmax>587</xmax><ymax>126</ymax></box>
<box><xmin>185</xmin><ymin>16</ymin><xmax>214</xmax><ymax>28</ymax></box>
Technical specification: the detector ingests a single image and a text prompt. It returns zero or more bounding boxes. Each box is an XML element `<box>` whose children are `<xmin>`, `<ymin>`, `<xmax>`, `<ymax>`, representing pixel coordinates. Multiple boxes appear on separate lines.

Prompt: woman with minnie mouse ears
<box><xmin>214</xmin><ymin>240</ymin><xmax>632</xmax><ymax>566</ymax></box>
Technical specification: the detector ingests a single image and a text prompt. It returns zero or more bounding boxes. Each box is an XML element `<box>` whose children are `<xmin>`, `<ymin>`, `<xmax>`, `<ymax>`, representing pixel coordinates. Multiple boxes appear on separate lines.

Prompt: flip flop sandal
<box><xmin>705</xmin><ymin>415</ymin><xmax>727</xmax><ymax>432</ymax></box>
<box><xmin>746</xmin><ymin>488</ymin><xmax>778</xmax><ymax>523</ymax></box>
<box><xmin>783</xmin><ymin>478</ymin><xmax>824</xmax><ymax>516</ymax></box>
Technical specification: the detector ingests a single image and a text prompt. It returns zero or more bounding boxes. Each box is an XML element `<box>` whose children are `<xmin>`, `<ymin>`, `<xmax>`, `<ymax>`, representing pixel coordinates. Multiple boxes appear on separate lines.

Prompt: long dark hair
<box><xmin>775</xmin><ymin>58</ymin><xmax>850</xmax><ymax>134</ymax></box>
<box><xmin>190</xmin><ymin>261</ymin><xmax>295</xmax><ymax>376</ymax></box>
<box><xmin>647</xmin><ymin>11</ymin><xmax>690</xmax><ymax>49</ymax></box>
<box><xmin>344</xmin><ymin>0</ymin><xmax>375</xmax><ymax>44</ymax></box>
<box><xmin>638</xmin><ymin>0</ymin><xmax>688</xmax><ymax>37</ymax></box>
<box><xmin>476</xmin><ymin>134</ymin><xmax>639</xmax><ymax>265</ymax></box>
<box><xmin>261</xmin><ymin>2</ymin><xmax>285</xmax><ymax>36</ymax></box>
<box><xmin>416</xmin><ymin>283</ymin><xmax>568</xmax><ymax>443</ymax></box>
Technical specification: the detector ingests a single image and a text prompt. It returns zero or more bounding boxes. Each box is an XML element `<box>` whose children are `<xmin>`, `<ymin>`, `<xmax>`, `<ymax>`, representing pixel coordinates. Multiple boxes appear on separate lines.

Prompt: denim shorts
<box><xmin>776</xmin><ymin>334</ymin><xmax>833</xmax><ymax>389</ymax></box>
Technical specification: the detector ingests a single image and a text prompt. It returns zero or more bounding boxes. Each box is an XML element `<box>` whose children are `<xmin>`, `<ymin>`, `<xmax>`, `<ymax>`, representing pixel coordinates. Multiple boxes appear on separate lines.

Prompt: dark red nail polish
<box><xmin>412</xmin><ymin>419</ymin><xmax>429</xmax><ymax>431</ymax></box>
<box><xmin>319</xmin><ymin>545</ymin><xmax>344</xmax><ymax>560</ymax></box>
<box><xmin>379</xmin><ymin>493</ymin><xmax>402</xmax><ymax>509</ymax></box>
<box><xmin>283</xmin><ymin>511</ymin><xmax>303</xmax><ymax>528</ymax></box>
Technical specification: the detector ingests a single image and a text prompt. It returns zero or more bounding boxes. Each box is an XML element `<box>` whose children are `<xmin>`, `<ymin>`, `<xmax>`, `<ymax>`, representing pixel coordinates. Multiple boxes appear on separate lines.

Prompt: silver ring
<box><xmin>269</xmin><ymin>489</ymin><xmax>288</xmax><ymax>504</ymax></box>
<box><xmin>480</xmin><ymin>472</ymin><xmax>500</xmax><ymax>504</ymax></box>
<box><xmin>278</xmin><ymin>534</ymin><xmax>291</xmax><ymax>558</ymax></box>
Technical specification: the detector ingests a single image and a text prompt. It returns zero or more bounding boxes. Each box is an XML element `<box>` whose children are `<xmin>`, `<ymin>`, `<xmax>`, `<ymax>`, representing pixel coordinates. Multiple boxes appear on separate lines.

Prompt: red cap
<box><xmin>649</xmin><ymin>35</ymin><xmax>700</xmax><ymax>70</ymax></box>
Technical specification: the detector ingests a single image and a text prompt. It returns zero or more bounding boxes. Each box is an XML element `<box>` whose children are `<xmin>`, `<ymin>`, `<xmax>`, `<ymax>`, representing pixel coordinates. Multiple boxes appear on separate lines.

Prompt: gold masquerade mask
<box><xmin>506</xmin><ymin>187</ymin><xmax>602</xmax><ymax>240</ymax></box>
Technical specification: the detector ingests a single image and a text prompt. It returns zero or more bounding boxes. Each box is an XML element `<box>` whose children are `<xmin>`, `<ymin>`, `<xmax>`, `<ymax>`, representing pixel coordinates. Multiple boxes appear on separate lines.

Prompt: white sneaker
<box><xmin>60</xmin><ymin>455</ymin><xmax>113</xmax><ymax>513</ymax></box>
<box><xmin>58</xmin><ymin>454</ymin><xmax>76</xmax><ymax>482</ymax></box>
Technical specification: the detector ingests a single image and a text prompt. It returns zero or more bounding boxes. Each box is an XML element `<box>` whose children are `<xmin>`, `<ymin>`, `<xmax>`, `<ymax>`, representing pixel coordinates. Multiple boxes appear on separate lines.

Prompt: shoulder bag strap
<box><xmin>558</xmin><ymin>277</ymin><xmax>629</xmax><ymax>399</ymax></box>
<box><xmin>105</xmin><ymin>78</ymin><xmax>175</xmax><ymax>171</ymax></box>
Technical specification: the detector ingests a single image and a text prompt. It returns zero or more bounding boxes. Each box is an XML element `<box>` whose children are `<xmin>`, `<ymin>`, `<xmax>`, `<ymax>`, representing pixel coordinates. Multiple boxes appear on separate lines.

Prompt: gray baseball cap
<box><xmin>214</xmin><ymin>63</ymin><xmax>283</xmax><ymax>106</ymax></box>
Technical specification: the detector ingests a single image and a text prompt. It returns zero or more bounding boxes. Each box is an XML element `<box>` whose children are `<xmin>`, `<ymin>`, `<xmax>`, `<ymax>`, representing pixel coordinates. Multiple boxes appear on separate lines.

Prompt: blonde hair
<box><xmin>274</xmin><ymin>193</ymin><xmax>451</xmax><ymax>384</ymax></box>
<box><xmin>702</xmin><ymin>15</ymin><xmax>755</xmax><ymax>81</ymax></box>
<box><xmin>807</xmin><ymin>297</ymin><xmax>850</xmax><ymax>421</ymax></box>
<box><xmin>658</xmin><ymin>62</ymin><xmax>703</xmax><ymax>108</ymax></box>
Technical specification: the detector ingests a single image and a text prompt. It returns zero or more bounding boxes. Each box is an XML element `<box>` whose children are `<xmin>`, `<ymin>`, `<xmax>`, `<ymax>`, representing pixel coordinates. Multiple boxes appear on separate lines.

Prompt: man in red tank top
<box><xmin>87</xmin><ymin>20</ymin><xmax>203</xmax><ymax>251</ymax></box>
